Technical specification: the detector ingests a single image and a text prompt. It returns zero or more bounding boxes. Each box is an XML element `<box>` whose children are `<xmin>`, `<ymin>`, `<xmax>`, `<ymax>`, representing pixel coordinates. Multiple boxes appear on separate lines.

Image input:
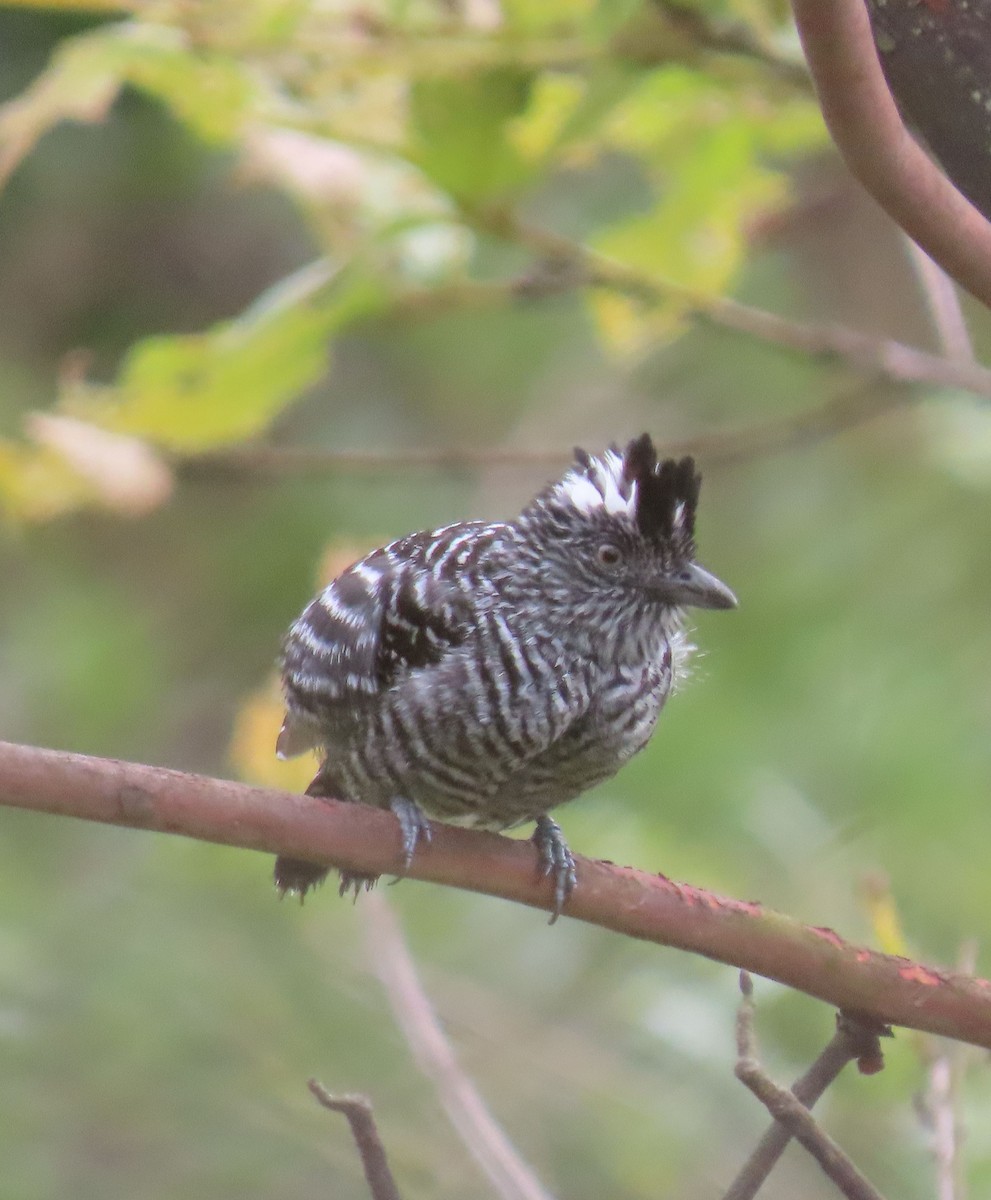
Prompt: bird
<box><xmin>273</xmin><ymin>433</ymin><xmax>736</xmax><ymax>919</ymax></box>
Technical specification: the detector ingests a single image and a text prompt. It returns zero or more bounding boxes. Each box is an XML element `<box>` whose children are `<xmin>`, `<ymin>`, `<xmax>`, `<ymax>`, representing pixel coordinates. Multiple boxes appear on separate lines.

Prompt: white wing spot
<box><xmin>351</xmin><ymin>561</ymin><xmax>383</xmax><ymax>587</ymax></box>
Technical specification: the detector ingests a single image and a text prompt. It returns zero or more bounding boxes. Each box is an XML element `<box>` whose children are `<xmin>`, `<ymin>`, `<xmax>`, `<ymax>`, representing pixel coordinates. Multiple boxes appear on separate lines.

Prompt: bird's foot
<box><xmin>275</xmin><ymin>787</ymin><xmax>431</xmax><ymax>902</ymax></box>
<box><xmin>532</xmin><ymin>815</ymin><xmax>577</xmax><ymax>924</ymax></box>
<box><xmin>390</xmin><ymin>795</ymin><xmax>432</xmax><ymax>876</ymax></box>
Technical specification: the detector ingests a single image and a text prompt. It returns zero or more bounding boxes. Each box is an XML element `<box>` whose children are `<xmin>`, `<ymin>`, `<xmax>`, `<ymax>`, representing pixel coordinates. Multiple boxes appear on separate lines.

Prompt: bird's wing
<box><xmin>277</xmin><ymin>530</ymin><xmax>475</xmax><ymax>758</ymax></box>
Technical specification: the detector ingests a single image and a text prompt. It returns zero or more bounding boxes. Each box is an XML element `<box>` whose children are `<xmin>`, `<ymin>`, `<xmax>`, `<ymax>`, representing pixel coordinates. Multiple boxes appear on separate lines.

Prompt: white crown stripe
<box><xmin>555</xmin><ymin>475</ymin><xmax>607</xmax><ymax>515</ymax></box>
<box><xmin>554</xmin><ymin>449</ymin><xmax>637</xmax><ymax>520</ymax></box>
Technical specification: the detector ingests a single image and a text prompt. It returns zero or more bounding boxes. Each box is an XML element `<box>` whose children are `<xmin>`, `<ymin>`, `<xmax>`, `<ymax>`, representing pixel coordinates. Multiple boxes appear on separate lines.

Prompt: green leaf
<box><xmin>0</xmin><ymin>22</ymin><xmax>253</xmax><ymax>189</ymax></box>
<box><xmin>508</xmin><ymin>64</ymin><xmax>640</xmax><ymax>167</ymax></box>
<box><xmin>584</xmin><ymin>66</ymin><xmax>825</xmax><ymax>354</ymax></box>
<box><xmin>112</xmin><ymin>27</ymin><xmax>253</xmax><ymax>145</ymax></box>
<box><xmin>62</xmin><ymin>263</ymin><xmax>386</xmax><ymax>452</ymax></box>
<box><xmin>409</xmin><ymin>67</ymin><xmax>535</xmax><ymax>202</ymax></box>
<box><xmin>500</xmin><ymin>0</ymin><xmax>599</xmax><ymax>34</ymax></box>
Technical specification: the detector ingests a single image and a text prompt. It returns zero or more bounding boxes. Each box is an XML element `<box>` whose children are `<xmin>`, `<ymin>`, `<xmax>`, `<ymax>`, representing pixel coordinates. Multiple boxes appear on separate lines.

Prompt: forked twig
<box><xmin>729</xmin><ymin>972</ymin><xmax>888</xmax><ymax>1200</ymax></box>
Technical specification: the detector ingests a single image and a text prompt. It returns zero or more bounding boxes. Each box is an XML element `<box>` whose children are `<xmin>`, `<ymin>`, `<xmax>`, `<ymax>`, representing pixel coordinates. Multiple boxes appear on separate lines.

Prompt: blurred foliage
<box><xmin>0</xmin><ymin>0</ymin><xmax>828</xmax><ymax>519</ymax></box>
<box><xmin>0</xmin><ymin>1</ymin><xmax>990</xmax><ymax>1198</ymax></box>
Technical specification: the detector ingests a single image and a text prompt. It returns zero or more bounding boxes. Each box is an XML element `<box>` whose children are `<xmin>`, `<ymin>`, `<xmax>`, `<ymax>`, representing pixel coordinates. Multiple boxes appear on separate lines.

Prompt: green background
<box><xmin>1</xmin><ymin>3</ymin><xmax>990</xmax><ymax>1197</ymax></box>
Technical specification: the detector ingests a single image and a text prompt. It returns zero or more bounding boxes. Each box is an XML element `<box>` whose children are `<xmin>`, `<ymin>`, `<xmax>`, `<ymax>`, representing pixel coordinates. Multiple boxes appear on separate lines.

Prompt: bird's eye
<box><xmin>597</xmin><ymin>543</ymin><xmax>622</xmax><ymax>567</ymax></box>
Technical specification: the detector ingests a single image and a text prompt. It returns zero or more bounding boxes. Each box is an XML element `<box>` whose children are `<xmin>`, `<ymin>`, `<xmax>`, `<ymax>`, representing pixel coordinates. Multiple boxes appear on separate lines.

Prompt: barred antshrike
<box><xmin>274</xmin><ymin>434</ymin><xmax>736</xmax><ymax>918</ymax></box>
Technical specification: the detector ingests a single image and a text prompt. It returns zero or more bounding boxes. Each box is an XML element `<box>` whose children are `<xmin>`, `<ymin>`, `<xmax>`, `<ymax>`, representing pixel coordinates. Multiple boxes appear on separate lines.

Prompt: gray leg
<box><xmin>390</xmin><ymin>795</ymin><xmax>432</xmax><ymax>874</ymax></box>
<box><xmin>341</xmin><ymin>796</ymin><xmax>432</xmax><ymax>897</ymax></box>
<box><xmin>532</xmin><ymin>814</ymin><xmax>578</xmax><ymax>923</ymax></box>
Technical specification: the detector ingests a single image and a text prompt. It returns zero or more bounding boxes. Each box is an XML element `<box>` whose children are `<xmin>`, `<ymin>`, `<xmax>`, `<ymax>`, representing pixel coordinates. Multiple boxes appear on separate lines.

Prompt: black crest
<box><xmin>621</xmin><ymin>433</ymin><xmax>700</xmax><ymax>548</ymax></box>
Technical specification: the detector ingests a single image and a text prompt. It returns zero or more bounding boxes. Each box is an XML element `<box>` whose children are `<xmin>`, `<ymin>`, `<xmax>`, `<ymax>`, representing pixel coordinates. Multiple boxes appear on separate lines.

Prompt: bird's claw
<box><xmin>391</xmin><ymin>796</ymin><xmax>432</xmax><ymax>876</ymax></box>
<box><xmin>532</xmin><ymin>815</ymin><xmax>577</xmax><ymax>924</ymax></box>
<box><xmin>335</xmin><ymin>797</ymin><xmax>430</xmax><ymax>898</ymax></box>
<box><xmin>336</xmin><ymin>797</ymin><xmax>431</xmax><ymax>897</ymax></box>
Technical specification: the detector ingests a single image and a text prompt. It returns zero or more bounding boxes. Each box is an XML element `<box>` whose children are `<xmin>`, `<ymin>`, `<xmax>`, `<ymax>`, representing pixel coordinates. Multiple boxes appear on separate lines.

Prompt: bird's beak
<box><xmin>658</xmin><ymin>561</ymin><xmax>738</xmax><ymax>610</ymax></box>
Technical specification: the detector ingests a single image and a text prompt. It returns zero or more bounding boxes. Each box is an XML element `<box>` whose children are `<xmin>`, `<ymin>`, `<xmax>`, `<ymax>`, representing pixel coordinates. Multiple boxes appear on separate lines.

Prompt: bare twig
<box><xmin>469</xmin><ymin>210</ymin><xmax>991</xmax><ymax>396</ymax></box>
<box><xmin>725</xmin><ymin>985</ymin><xmax>891</xmax><ymax>1200</ymax></box>
<box><xmin>363</xmin><ymin>893</ymin><xmax>556</xmax><ymax>1200</ymax></box>
<box><xmin>650</xmin><ymin>1</ymin><xmax>811</xmax><ymax>88</ymax></box>
<box><xmin>5</xmin><ymin>740</ymin><xmax>991</xmax><ymax>1050</ymax></box>
<box><xmin>655</xmin><ymin>380</ymin><xmax>903</xmax><ymax>466</ymax></box>
<box><xmin>790</xmin><ymin>0</ymin><xmax>991</xmax><ymax>310</ymax></box>
<box><xmin>308</xmin><ymin>1082</ymin><xmax>403</xmax><ymax>1200</ymax></box>
<box><xmin>178</xmin><ymin>444</ymin><xmax>570</xmax><ymax>480</ymax></box>
<box><xmin>174</xmin><ymin>380</ymin><xmax>921</xmax><ymax>482</ymax></box>
<box><xmin>903</xmin><ymin>238</ymin><xmax>975</xmax><ymax>364</ymax></box>
<box><xmin>925</xmin><ymin>1057</ymin><xmax>962</xmax><ymax>1200</ymax></box>
<box><xmin>733</xmin><ymin>973</ymin><xmax>888</xmax><ymax>1200</ymax></box>
<box><xmin>918</xmin><ymin>939</ymin><xmax>978</xmax><ymax>1200</ymax></box>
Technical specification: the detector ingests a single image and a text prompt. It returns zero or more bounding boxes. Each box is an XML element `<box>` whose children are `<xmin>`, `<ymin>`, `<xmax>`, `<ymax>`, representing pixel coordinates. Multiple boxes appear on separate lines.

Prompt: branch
<box><xmin>923</xmin><ymin>1055</ymin><xmax>963</xmax><ymax>1200</ymax></box>
<box><xmin>725</xmin><ymin>1000</ymin><xmax>890</xmax><ymax>1200</ymax></box>
<box><xmin>903</xmin><ymin>237</ymin><xmax>974</xmax><ymax>364</ymax></box>
<box><xmin>468</xmin><ymin>211</ymin><xmax>991</xmax><ymax>397</ymax></box>
<box><xmin>650</xmin><ymin>1</ymin><xmax>811</xmax><ymax>88</ymax></box>
<box><xmin>363</xmin><ymin>894</ymin><xmax>556</xmax><ymax>1200</ymax></box>
<box><xmin>308</xmin><ymin>1082</ymin><xmax>403</xmax><ymax>1200</ymax></box>
<box><xmin>174</xmin><ymin>380</ymin><xmax>925</xmax><ymax>481</ymax></box>
<box><xmin>4</xmin><ymin>740</ymin><xmax>991</xmax><ymax>1051</ymax></box>
<box><xmin>178</xmin><ymin>444</ymin><xmax>571</xmax><ymax>480</ymax></box>
<box><xmin>917</xmin><ymin>939</ymin><xmax>978</xmax><ymax>1200</ymax></box>
<box><xmin>733</xmin><ymin>974</ymin><xmax>888</xmax><ymax>1200</ymax></box>
<box><xmin>790</xmin><ymin>0</ymin><xmax>991</xmax><ymax>310</ymax></box>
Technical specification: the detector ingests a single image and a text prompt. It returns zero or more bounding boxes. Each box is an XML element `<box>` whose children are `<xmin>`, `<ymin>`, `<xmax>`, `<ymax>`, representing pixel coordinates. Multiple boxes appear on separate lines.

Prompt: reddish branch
<box><xmin>791</xmin><ymin>0</ymin><xmax>991</xmax><ymax>310</ymax></box>
<box><xmin>3</xmin><ymin>739</ymin><xmax>991</xmax><ymax>1050</ymax></box>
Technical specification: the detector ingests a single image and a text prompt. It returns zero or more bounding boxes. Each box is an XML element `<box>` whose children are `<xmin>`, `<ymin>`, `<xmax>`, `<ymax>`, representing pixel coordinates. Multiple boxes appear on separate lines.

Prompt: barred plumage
<box><xmin>275</xmin><ymin>433</ymin><xmax>736</xmax><ymax>918</ymax></box>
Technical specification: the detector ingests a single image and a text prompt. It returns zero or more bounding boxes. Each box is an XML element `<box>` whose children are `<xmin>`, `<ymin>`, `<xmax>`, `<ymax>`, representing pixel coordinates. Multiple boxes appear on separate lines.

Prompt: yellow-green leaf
<box><xmin>0</xmin><ymin>22</ymin><xmax>253</xmax><ymax>189</ymax></box>
<box><xmin>0</xmin><ymin>439</ymin><xmax>99</xmax><ymax>524</ymax></box>
<box><xmin>409</xmin><ymin>67</ymin><xmax>535</xmax><ymax>202</ymax></box>
<box><xmin>62</xmin><ymin>263</ymin><xmax>385</xmax><ymax>452</ymax></box>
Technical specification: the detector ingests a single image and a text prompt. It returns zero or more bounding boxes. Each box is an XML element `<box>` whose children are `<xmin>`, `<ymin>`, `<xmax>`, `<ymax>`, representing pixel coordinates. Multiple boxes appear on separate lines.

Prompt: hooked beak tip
<box><xmin>668</xmin><ymin>561</ymin><xmax>737</xmax><ymax>611</ymax></box>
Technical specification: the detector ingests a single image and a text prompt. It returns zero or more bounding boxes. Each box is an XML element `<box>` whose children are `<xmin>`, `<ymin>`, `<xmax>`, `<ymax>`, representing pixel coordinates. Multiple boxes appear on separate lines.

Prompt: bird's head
<box><xmin>519</xmin><ymin>433</ymin><xmax>737</xmax><ymax>613</ymax></box>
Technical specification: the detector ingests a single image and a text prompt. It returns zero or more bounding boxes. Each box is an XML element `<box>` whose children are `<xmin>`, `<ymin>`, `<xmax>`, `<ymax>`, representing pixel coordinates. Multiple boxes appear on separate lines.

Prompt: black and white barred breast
<box><xmin>279</xmin><ymin>519</ymin><xmax>677</xmax><ymax>831</ymax></box>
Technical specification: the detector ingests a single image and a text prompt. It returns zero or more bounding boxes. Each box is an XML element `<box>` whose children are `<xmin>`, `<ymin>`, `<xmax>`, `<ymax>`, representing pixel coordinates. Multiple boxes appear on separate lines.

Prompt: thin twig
<box><xmin>308</xmin><ymin>1082</ymin><xmax>403</xmax><ymax>1200</ymax></box>
<box><xmin>650</xmin><ymin>0</ymin><xmax>811</xmax><ymax>88</ymax></box>
<box><xmin>725</xmin><ymin>984</ymin><xmax>891</xmax><ymax>1200</ymax></box>
<box><xmin>666</xmin><ymin>380</ymin><xmax>904</xmax><ymax>465</ymax></box>
<box><xmin>178</xmin><ymin>380</ymin><xmax>905</xmax><ymax>481</ymax></box>
<box><xmin>790</xmin><ymin>0</ymin><xmax>991</xmax><ymax>310</ymax></box>
<box><xmin>178</xmin><ymin>444</ymin><xmax>570</xmax><ymax>480</ymax></box>
<box><xmin>920</xmin><ymin>939</ymin><xmax>978</xmax><ymax>1200</ymax></box>
<box><xmin>363</xmin><ymin>892</ymin><xmax>557</xmax><ymax>1200</ymax></box>
<box><xmin>733</xmin><ymin>973</ymin><xmax>888</xmax><ymax>1200</ymax></box>
<box><xmin>469</xmin><ymin>209</ymin><xmax>991</xmax><ymax>397</ymax></box>
<box><xmin>903</xmin><ymin>237</ymin><xmax>975</xmax><ymax>364</ymax></box>
<box><xmin>925</xmin><ymin>1057</ymin><xmax>961</xmax><ymax>1200</ymax></box>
